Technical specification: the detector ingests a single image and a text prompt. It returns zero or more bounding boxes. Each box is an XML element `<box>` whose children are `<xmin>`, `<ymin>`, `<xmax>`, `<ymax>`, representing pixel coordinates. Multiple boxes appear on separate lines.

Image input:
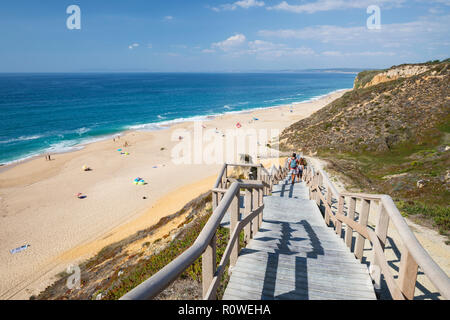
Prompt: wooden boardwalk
<box><xmin>121</xmin><ymin>163</ymin><xmax>449</xmax><ymax>301</ymax></box>
<box><xmin>223</xmin><ymin>179</ymin><xmax>377</xmax><ymax>300</ymax></box>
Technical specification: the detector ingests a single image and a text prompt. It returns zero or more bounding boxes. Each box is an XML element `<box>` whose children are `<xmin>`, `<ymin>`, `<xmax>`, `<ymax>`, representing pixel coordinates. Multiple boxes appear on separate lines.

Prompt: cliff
<box><xmin>280</xmin><ymin>59</ymin><xmax>450</xmax><ymax>239</ymax></box>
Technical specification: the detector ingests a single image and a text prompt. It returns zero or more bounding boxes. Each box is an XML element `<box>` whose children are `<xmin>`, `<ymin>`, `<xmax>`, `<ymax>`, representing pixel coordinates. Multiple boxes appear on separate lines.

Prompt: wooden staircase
<box><xmin>223</xmin><ymin>179</ymin><xmax>376</xmax><ymax>300</ymax></box>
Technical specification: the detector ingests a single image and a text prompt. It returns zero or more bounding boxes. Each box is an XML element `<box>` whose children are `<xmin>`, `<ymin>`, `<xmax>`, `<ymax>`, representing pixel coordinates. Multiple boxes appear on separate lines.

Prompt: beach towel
<box><xmin>10</xmin><ymin>244</ymin><xmax>30</xmax><ymax>254</ymax></box>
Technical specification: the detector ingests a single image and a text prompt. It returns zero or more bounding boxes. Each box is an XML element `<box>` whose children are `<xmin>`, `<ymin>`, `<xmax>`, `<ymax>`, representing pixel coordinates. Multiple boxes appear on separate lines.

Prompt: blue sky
<box><xmin>0</xmin><ymin>0</ymin><xmax>449</xmax><ymax>72</ymax></box>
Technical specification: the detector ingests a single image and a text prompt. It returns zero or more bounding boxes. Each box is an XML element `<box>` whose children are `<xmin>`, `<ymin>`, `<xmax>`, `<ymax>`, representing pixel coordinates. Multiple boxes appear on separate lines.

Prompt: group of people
<box><xmin>288</xmin><ymin>153</ymin><xmax>307</xmax><ymax>185</ymax></box>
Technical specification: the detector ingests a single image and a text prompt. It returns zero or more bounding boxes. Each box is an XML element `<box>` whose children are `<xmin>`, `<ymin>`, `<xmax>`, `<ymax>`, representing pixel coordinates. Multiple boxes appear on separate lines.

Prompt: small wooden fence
<box><xmin>120</xmin><ymin>162</ymin><xmax>287</xmax><ymax>300</ymax></box>
<box><xmin>303</xmin><ymin>161</ymin><xmax>450</xmax><ymax>300</ymax></box>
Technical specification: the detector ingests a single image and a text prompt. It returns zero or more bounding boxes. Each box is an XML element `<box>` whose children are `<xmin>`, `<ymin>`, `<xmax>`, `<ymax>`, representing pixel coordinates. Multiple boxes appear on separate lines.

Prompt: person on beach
<box><xmin>288</xmin><ymin>153</ymin><xmax>299</xmax><ymax>185</ymax></box>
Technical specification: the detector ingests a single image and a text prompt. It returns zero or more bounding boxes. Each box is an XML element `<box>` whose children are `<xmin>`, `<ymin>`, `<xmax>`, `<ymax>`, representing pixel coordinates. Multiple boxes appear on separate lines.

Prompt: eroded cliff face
<box><xmin>280</xmin><ymin>61</ymin><xmax>449</xmax><ymax>154</ymax></box>
<box><xmin>280</xmin><ymin>60</ymin><xmax>450</xmax><ymax>240</ymax></box>
<box><xmin>361</xmin><ymin>65</ymin><xmax>432</xmax><ymax>88</ymax></box>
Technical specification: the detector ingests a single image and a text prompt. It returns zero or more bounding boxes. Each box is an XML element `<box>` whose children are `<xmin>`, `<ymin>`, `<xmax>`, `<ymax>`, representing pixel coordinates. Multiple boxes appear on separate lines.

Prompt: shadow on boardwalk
<box><xmin>254</xmin><ymin>220</ymin><xmax>324</xmax><ymax>299</ymax></box>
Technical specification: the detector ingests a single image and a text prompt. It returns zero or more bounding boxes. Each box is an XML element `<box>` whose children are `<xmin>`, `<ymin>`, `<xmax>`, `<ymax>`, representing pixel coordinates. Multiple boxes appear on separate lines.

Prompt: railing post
<box><xmin>336</xmin><ymin>195</ymin><xmax>344</xmax><ymax>237</ymax></box>
<box><xmin>355</xmin><ymin>199</ymin><xmax>370</xmax><ymax>261</ymax></box>
<box><xmin>398</xmin><ymin>247</ymin><xmax>419</xmax><ymax>299</ymax></box>
<box><xmin>229</xmin><ymin>190</ymin><xmax>240</xmax><ymax>271</ymax></box>
<box><xmin>244</xmin><ymin>189</ymin><xmax>252</xmax><ymax>244</ymax></box>
<box><xmin>212</xmin><ymin>191</ymin><xmax>218</xmax><ymax>211</ymax></box>
<box><xmin>325</xmin><ymin>186</ymin><xmax>332</xmax><ymax>226</ymax></box>
<box><xmin>345</xmin><ymin>197</ymin><xmax>356</xmax><ymax>249</ymax></box>
<box><xmin>371</xmin><ymin>201</ymin><xmax>390</xmax><ymax>291</ymax></box>
<box><xmin>314</xmin><ymin>174</ymin><xmax>320</xmax><ymax>206</ymax></box>
<box><xmin>258</xmin><ymin>187</ymin><xmax>263</xmax><ymax>227</ymax></box>
<box><xmin>262</xmin><ymin>175</ymin><xmax>266</xmax><ymax>195</ymax></box>
<box><xmin>202</xmin><ymin>233</ymin><xmax>216</xmax><ymax>299</ymax></box>
<box><xmin>252</xmin><ymin>188</ymin><xmax>259</xmax><ymax>238</ymax></box>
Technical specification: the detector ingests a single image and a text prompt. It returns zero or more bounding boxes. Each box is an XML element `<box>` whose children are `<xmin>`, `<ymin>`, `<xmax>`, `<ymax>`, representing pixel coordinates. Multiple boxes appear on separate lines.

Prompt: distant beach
<box><xmin>0</xmin><ymin>77</ymin><xmax>349</xmax><ymax>299</ymax></box>
<box><xmin>0</xmin><ymin>73</ymin><xmax>355</xmax><ymax>166</ymax></box>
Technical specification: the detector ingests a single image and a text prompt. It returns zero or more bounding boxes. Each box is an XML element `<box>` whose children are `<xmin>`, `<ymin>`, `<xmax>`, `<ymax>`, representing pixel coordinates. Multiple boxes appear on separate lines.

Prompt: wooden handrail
<box><xmin>204</xmin><ymin>205</ymin><xmax>264</xmax><ymax>299</ymax></box>
<box><xmin>120</xmin><ymin>162</ymin><xmax>287</xmax><ymax>300</ymax></box>
<box><xmin>302</xmin><ymin>158</ymin><xmax>450</xmax><ymax>300</ymax></box>
<box><xmin>213</xmin><ymin>163</ymin><xmax>227</xmax><ymax>188</ymax></box>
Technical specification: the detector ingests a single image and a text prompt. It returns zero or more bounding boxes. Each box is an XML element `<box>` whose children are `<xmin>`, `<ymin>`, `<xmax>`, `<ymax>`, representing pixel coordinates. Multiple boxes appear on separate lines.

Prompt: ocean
<box><xmin>0</xmin><ymin>72</ymin><xmax>356</xmax><ymax>165</ymax></box>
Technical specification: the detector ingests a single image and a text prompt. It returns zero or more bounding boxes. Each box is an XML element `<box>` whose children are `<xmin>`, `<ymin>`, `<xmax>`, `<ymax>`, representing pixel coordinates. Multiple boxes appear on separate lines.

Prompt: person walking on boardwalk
<box><xmin>288</xmin><ymin>153</ymin><xmax>299</xmax><ymax>185</ymax></box>
<box><xmin>297</xmin><ymin>157</ymin><xmax>306</xmax><ymax>181</ymax></box>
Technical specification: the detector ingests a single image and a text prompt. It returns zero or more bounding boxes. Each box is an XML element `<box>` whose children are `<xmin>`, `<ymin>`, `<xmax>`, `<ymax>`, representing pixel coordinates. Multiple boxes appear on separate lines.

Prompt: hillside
<box><xmin>280</xmin><ymin>60</ymin><xmax>450</xmax><ymax>239</ymax></box>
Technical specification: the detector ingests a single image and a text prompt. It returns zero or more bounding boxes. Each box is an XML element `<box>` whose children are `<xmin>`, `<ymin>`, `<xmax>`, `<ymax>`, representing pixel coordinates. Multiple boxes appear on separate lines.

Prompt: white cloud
<box><xmin>322</xmin><ymin>51</ymin><xmax>396</xmax><ymax>57</ymax></box>
<box><xmin>234</xmin><ymin>0</ymin><xmax>265</xmax><ymax>9</ymax></box>
<box><xmin>267</xmin><ymin>0</ymin><xmax>405</xmax><ymax>14</ymax></box>
<box><xmin>258</xmin><ymin>15</ymin><xmax>450</xmax><ymax>48</ymax></box>
<box><xmin>212</xmin><ymin>0</ymin><xmax>265</xmax><ymax>11</ymax></box>
<box><xmin>212</xmin><ymin>34</ymin><xmax>247</xmax><ymax>51</ymax></box>
<box><xmin>128</xmin><ymin>43</ymin><xmax>139</xmax><ymax>50</ymax></box>
<box><xmin>147</xmin><ymin>43</ymin><xmax>153</xmax><ymax>49</ymax></box>
<box><xmin>208</xmin><ymin>34</ymin><xmax>315</xmax><ymax>58</ymax></box>
<box><xmin>164</xmin><ymin>16</ymin><xmax>174</xmax><ymax>21</ymax></box>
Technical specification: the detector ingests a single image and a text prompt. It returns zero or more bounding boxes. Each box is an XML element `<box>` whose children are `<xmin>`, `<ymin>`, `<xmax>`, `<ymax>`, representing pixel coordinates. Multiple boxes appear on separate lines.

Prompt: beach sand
<box><xmin>0</xmin><ymin>89</ymin><xmax>348</xmax><ymax>299</ymax></box>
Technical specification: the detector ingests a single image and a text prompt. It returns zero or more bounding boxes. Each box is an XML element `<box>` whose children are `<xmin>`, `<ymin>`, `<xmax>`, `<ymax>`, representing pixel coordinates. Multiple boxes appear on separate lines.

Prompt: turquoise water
<box><xmin>0</xmin><ymin>72</ymin><xmax>356</xmax><ymax>164</ymax></box>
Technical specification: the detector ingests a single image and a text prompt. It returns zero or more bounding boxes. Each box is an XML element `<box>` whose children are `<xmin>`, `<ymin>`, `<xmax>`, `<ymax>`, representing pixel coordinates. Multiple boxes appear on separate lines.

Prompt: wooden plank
<box><xmin>202</xmin><ymin>233</ymin><xmax>216</xmax><ymax>299</ymax></box>
<box><xmin>355</xmin><ymin>199</ymin><xmax>370</xmax><ymax>261</ymax></box>
<box><xmin>243</xmin><ymin>189</ymin><xmax>252</xmax><ymax>244</ymax></box>
<box><xmin>367</xmin><ymin>230</ymin><xmax>404</xmax><ymax>300</ymax></box>
<box><xmin>325</xmin><ymin>187</ymin><xmax>332</xmax><ymax>226</ymax></box>
<box><xmin>229</xmin><ymin>267</ymin><xmax>375</xmax><ymax>294</ymax></box>
<box><xmin>226</xmin><ymin>274</ymin><xmax>375</xmax><ymax>300</ymax></box>
<box><xmin>229</xmin><ymin>192</ymin><xmax>240</xmax><ymax>268</ymax></box>
<box><xmin>236</xmin><ymin>256</ymin><xmax>370</xmax><ymax>277</ymax></box>
<box><xmin>212</xmin><ymin>191</ymin><xmax>218</xmax><ymax>211</ymax></box>
<box><xmin>336</xmin><ymin>213</ymin><xmax>369</xmax><ymax>240</ymax></box>
<box><xmin>335</xmin><ymin>196</ymin><xmax>344</xmax><ymax>237</ymax></box>
<box><xmin>233</xmin><ymin>259</ymin><xmax>374</xmax><ymax>284</ymax></box>
<box><xmin>345</xmin><ymin>197</ymin><xmax>356</xmax><ymax>249</ymax></box>
<box><xmin>258</xmin><ymin>188</ymin><xmax>263</xmax><ymax>226</ymax></box>
<box><xmin>248</xmin><ymin>238</ymin><xmax>352</xmax><ymax>253</ymax></box>
<box><xmin>372</xmin><ymin>201</ymin><xmax>389</xmax><ymax>290</ymax></box>
<box><xmin>398</xmin><ymin>246</ymin><xmax>419</xmax><ymax>300</ymax></box>
<box><xmin>246</xmin><ymin>243</ymin><xmax>356</xmax><ymax>260</ymax></box>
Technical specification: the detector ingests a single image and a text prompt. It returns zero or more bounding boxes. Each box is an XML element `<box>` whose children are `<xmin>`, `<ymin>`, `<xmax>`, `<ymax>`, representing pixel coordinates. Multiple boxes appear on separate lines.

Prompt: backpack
<box><xmin>289</xmin><ymin>158</ymin><xmax>298</xmax><ymax>169</ymax></box>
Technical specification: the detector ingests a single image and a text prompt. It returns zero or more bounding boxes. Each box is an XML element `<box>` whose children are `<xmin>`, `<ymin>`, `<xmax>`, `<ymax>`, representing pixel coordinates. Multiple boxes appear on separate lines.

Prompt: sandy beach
<box><xmin>0</xmin><ymin>89</ymin><xmax>348</xmax><ymax>299</ymax></box>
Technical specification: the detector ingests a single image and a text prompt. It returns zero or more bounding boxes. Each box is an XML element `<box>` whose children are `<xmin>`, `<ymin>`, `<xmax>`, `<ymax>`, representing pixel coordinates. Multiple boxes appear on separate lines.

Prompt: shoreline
<box><xmin>0</xmin><ymin>88</ymin><xmax>351</xmax><ymax>170</ymax></box>
<box><xmin>0</xmin><ymin>88</ymin><xmax>349</xmax><ymax>299</ymax></box>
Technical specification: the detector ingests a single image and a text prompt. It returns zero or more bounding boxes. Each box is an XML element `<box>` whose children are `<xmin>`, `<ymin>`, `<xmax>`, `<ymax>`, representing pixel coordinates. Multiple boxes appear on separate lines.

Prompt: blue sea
<box><xmin>0</xmin><ymin>73</ymin><xmax>356</xmax><ymax>165</ymax></box>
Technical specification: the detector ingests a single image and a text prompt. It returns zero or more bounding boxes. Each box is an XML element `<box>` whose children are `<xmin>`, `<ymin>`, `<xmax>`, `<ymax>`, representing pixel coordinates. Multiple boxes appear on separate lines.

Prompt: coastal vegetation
<box><xmin>34</xmin><ymin>191</ymin><xmax>243</xmax><ymax>300</ymax></box>
<box><xmin>280</xmin><ymin>59</ymin><xmax>450</xmax><ymax>240</ymax></box>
